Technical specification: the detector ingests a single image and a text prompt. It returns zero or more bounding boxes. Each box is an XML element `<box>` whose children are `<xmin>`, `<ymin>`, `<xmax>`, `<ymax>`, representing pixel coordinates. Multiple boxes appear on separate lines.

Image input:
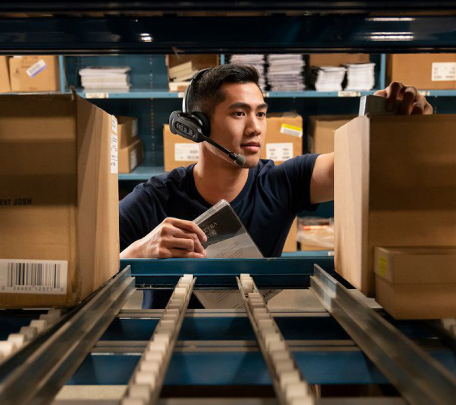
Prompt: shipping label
<box><xmin>26</xmin><ymin>59</ymin><xmax>47</xmax><ymax>78</ymax></box>
<box><xmin>111</xmin><ymin>116</ymin><xmax>118</xmax><ymax>134</ymax></box>
<box><xmin>432</xmin><ymin>62</ymin><xmax>456</xmax><ymax>81</ymax></box>
<box><xmin>266</xmin><ymin>143</ymin><xmax>294</xmax><ymax>161</ymax></box>
<box><xmin>0</xmin><ymin>259</ymin><xmax>68</xmax><ymax>295</ymax></box>
<box><xmin>175</xmin><ymin>143</ymin><xmax>200</xmax><ymax>161</ymax></box>
<box><xmin>110</xmin><ymin>134</ymin><xmax>118</xmax><ymax>174</ymax></box>
<box><xmin>280</xmin><ymin>124</ymin><xmax>303</xmax><ymax>138</ymax></box>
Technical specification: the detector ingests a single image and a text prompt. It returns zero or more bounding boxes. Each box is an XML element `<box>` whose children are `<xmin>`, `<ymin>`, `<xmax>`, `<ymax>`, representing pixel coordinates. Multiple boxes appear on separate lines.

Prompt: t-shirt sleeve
<box><xmin>273</xmin><ymin>153</ymin><xmax>320</xmax><ymax>214</ymax></box>
<box><xmin>119</xmin><ymin>184</ymin><xmax>158</xmax><ymax>252</ymax></box>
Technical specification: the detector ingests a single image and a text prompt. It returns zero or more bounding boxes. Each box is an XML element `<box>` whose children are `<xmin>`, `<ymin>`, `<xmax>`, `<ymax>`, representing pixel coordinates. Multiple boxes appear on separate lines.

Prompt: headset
<box><xmin>168</xmin><ymin>68</ymin><xmax>246</xmax><ymax>167</ymax></box>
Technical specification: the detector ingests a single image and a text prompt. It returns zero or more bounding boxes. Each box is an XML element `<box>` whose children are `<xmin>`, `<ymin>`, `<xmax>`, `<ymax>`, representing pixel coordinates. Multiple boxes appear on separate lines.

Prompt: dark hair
<box><xmin>187</xmin><ymin>64</ymin><xmax>261</xmax><ymax>116</ymax></box>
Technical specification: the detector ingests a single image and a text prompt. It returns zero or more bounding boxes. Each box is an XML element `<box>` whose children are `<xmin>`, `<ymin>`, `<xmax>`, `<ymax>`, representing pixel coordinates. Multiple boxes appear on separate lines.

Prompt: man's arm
<box><xmin>309</xmin><ymin>82</ymin><xmax>433</xmax><ymax>204</ymax></box>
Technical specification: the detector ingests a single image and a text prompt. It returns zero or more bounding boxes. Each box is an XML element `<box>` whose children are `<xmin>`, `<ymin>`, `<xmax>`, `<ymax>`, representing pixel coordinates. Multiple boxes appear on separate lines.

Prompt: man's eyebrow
<box><xmin>228</xmin><ymin>102</ymin><xmax>269</xmax><ymax>110</ymax></box>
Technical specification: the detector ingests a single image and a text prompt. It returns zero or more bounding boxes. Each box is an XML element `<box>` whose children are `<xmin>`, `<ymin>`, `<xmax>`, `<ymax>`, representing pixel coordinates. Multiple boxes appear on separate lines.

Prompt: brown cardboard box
<box><xmin>374</xmin><ymin>247</ymin><xmax>456</xmax><ymax>319</ymax></box>
<box><xmin>0</xmin><ymin>94</ymin><xmax>119</xmax><ymax>308</ymax></box>
<box><xmin>262</xmin><ymin>113</ymin><xmax>303</xmax><ymax>164</ymax></box>
<box><xmin>308</xmin><ymin>54</ymin><xmax>370</xmax><ymax>67</ymax></box>
<box><xmin>9</xmin><ymin>56</ymin><xmax>60</xmax><ymax>92</ymax></box>
<box><xmin>283</xmin><ymin>218</ymin><xmax>298</xmax><ymax>252</ymax></box>
<box><xmin>0</xmin><ymin>56</ymin><xmax>11</xmax><ymax>93</ymax></box>
<box><xmin>334</xmin><ymin>115</ymin><xmax>456</xmax><ymax>296</ymax></box>
<box><xmin>307</xmin><ymin>115</ymin><xmax>355</xmax><ymax>154</ymax></box>
<box><xmin>387</xmin><ymin>54</ymin><xmax>456</xmax><ymax>90</ymax></box>
<box><xmin>163</xmin><ymin>124</ymin><xmax>199</xmax><ymax>172</ymax></box>
<box><xmin>117</xmin><ymin>116</ymin><xmax>139</xmax><ymax>149</ymax></box>
<box><xmin>119</xmin><ymin>138</ymin><xmax>144</xmax><ymax>174</ymax></box>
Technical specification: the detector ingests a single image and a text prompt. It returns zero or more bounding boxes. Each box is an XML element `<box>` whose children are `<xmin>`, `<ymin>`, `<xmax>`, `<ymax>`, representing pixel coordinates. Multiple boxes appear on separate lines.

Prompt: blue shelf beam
<box><xmin>2</xmin><ymin>15</ymin><xmax>456</xmax><ymax>54</ymax></box>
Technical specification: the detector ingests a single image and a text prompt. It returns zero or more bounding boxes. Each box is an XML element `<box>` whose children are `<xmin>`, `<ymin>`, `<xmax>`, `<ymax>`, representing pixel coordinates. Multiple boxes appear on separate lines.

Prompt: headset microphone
<box><xmin>168</xmin><ymin>68</ymin><xmax>246</xmax><ymax>167</ymax></box>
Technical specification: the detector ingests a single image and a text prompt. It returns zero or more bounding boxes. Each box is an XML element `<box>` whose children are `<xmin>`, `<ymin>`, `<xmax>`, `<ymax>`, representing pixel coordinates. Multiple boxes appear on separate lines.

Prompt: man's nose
<box><xmin>246</xmin><ymin>114</ymin><xmax>262</xmax><ymax>136</ymax></box>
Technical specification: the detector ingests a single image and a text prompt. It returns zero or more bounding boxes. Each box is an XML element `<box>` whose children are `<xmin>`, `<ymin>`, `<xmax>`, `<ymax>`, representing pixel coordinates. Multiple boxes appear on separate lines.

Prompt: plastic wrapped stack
<box><xmin>267</xmin><ymin>54</ymin><xmax>306</xmax><ymax>92</ymax></box>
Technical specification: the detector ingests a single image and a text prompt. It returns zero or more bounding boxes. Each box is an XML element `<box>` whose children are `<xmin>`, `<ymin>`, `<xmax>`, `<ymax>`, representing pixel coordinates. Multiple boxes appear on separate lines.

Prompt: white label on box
<box><xmin>110</xmin><ymin>134</ymin><xmax>118</xmax><ymax>174</ymax></box>
<box><xmin>130</xmin><ymin>149</ymin><xmax>138</xmax><ymax>171</ymax></box>
<box><xmin>338</xmin><ymin>91</ymin><xmax>361</xmax><ymax>97</ymax></box>
<box><xmin>111</xmin><ymin>116</ymin><xmax>118</xmax><ymax>134</ymax></box>
<box><xmin>0</xmin><ymin>259</ymin><xmax>68</xmax><ymax>295</ymax></box>
<box><xmin>85</xmin><ymin>92</ymin><xmax>109</xmax><ymax>99</ymax></box>
<box><xmin>266</xmin><ymin>143</ymin><xmax>293</xmax><ymax>161</ymax></box>
<box><xmin>132</xmin><ymin>119</ymin><xmax>138</xmax><ymax>137</ymax></box>
<box><xmin>432</xmin><ymin>62</ymin><xmax>456</xmax><ymax>81</ymax></box>
<box><xmin>280</xmin><ymin>124</ymin><xmax>303</xmax><ymax>138</ymax></box>
<box><xmin>26</xmin><ymin>59</ymin><xmax>47</xmax><ymax>78</ymax></box>
<box><xmin>175</xmin><ymin>143</ymin><xmax>200</xmax><ymax>161</ymax></box>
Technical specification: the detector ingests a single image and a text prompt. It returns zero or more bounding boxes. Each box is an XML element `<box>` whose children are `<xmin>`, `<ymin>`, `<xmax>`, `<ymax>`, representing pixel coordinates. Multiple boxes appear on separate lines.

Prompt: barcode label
<box><xmin>111</xmin><ymin>134</ymin><xmax>118</xmax><ymax>174</ymax></box>
<box><xmin>26</xmin><ymin>59</ymin><xmax>47</xmax><ymax>78</ymax></box>
<box><xmin>0</xmin><ymin>259</ymin><xmax>68</xmax><ymax>295</ymax></box>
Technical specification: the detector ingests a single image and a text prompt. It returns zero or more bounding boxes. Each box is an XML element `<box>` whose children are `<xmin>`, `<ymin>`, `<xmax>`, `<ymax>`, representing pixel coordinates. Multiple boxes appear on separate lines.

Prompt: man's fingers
<box><xmin>171</xmin><ymin>229</ymin><xmax>206</xmax><ymax>254</ymax></box>
<box><xmin>424</xmin><ymin>101</ymin><xmax>434</xmax><ymax>115</ymax></box>
<box><xmin>385</xmin><ymin>82</ymin><xmax>403</xmax><ymax>111</ymax></box>
<box><xmin>399</xmin><ymin>86</ymin><xmax>418</xmax><ymax>115</ymax></box>
<box><xmin>411</xmin><ymin>98</ymin><xmax>426</xmax><ymax>115</ymax></box>
<box><xmin>167</xmin><ymin>249</ymin><xmax>206</xmax><ymax>259</ymax></box>
<box><xmin>166</xmin><ymin>218</ymin><xmax>207</xmax><ymax>242</ymax></box>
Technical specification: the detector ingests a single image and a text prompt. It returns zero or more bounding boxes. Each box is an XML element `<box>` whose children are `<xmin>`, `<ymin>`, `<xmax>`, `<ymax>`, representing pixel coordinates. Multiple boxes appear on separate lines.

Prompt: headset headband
<box><xmin>182</xmin><ymin>68</ymin><xmax>211</xmax><ymax>113</ymax></box>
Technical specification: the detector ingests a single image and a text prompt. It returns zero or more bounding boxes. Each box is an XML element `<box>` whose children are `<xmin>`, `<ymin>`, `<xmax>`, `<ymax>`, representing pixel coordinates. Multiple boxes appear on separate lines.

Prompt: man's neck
<box><xmin>193</xmin><ymin>152</ymin><xmax>249</xmax><ymax>206</ymax></box>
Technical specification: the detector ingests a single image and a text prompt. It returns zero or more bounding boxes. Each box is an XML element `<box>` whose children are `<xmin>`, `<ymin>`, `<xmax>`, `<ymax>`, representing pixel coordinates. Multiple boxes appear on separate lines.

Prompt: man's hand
<box><xmin>120</xmin><ymin>217</ymin><xmax>207</xmax><ymax>259</ymax></box>
<box><xmin>374</xmin><ymin>82</ymin><xmax>433</xmax><ymax>115</ymax></box>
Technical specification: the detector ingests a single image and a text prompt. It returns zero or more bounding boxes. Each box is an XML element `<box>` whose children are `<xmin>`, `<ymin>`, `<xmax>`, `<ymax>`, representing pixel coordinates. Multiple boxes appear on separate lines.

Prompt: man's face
<box><xmin>205</xmin><ymin>82</ymin><xmax>268</xmax><ymax>168</ymax></box>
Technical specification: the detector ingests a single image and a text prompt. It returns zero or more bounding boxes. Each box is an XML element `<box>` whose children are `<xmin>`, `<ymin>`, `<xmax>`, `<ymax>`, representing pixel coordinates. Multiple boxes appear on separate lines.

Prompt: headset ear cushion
<box><xmin>192</xmin><ymin>112</ymin><xmax>211</xmax><ymax>137</ymax></box>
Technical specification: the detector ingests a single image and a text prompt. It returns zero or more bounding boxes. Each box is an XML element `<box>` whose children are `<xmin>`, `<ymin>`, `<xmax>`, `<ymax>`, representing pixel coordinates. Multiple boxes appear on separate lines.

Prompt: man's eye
<box><xmin>258</xmin><ymin>112</ymin><xmax>266</xmax><ymax>118</ymax></box>
<box><xmin>233</xmin><ymin>111</ymin><xmax>245</xmax><ymax>117</ymax></box>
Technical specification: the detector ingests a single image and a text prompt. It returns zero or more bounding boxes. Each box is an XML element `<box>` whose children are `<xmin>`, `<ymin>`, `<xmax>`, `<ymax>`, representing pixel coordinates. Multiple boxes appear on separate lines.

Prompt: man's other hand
<box><xmin>120</xmin><ymin>217</ymin><xmax>207</xmax><ymax>259</ymax></box>
<box><xmin>374</xmin><ymin>82</ymin><xmax>433</xmax><ymax>115</ymax></box>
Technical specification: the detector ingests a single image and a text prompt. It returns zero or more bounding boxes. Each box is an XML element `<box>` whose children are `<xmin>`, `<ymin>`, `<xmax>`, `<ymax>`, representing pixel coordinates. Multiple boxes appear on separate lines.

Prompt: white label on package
<box><xmin>266</xmin><ymin>143</ymin><xmax>293</xmax><ymax>161</ymax></box>
<box><xmin>110</xmin><ymin>134</ymin><xmax>118</xmax><ymax>174</ymax></box>
<box><xmin>26</xmin><ymin>59</ymin><xmax>47</xmax><ymax>78</ymax></box>
<box><xmin>111</xmin><ymin>116</ymin><xmax>118</xmax><ymax>134</ymax></box>
<box><xmin>280</xmin><ymin>124</ymin><xmax>303</xmax><ymax>138</ymax></box>
<box><xmin>130</xmin><ymin>149</ymin><xmax>138</xmax><ymax>171</ymax></box>
<box><xmin>432</xmin><ymin>62</ymin><xmax>456</xmax><ymax>81</ymax></box>
<box><xmin>132</xmin><ymin>119</ymin><xmax>138</xmax><ymax>137</ymax></box>
<box><xmin>175</xmin><ymin>143</ymin><xmax>200</xmax><ymax>161</ymax></box>
<box><xmin>0</xmin><ymin>259</ymin><xmax>68</xmax><ymax>295</ymax></box>
<box><xmin>85</xmin><ymin>92</ymin><xmax>109</xmax><ymax>99</ymax></box>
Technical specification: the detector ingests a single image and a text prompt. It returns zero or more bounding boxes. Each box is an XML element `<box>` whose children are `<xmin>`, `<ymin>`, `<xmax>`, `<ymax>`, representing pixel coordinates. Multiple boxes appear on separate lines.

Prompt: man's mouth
<box><xmin>241</xmin><ymin>142</ymin><xmax>261</xmax><ymax>152</ymax></box>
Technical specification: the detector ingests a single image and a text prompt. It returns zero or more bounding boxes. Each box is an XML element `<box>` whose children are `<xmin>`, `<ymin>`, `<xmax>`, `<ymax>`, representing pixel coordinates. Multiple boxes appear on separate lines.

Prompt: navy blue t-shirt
<box><xmin>120</xmin><ymin>155</ymin><xmax>319</xmax><ymax>307</ymax></box>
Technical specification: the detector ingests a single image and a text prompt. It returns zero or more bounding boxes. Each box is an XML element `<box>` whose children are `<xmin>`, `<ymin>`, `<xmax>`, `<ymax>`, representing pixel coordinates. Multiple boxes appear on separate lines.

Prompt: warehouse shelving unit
<box><xmin>1</xmin><ymin>2</ymin><xmax>456</xmax><ymax>404</ymax></box>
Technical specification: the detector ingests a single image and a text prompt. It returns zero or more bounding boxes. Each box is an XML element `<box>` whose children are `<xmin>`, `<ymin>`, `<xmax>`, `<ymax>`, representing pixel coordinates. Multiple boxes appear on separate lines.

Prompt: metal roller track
<box><xmin>0</xmin><ymin>266</ymin><xmax>135</xmax><ymax>405</ymax></box>
<box><xmin>310</xmin><ymin>264</ymin><xmax>456</xmax><ymax>405</ymax></box>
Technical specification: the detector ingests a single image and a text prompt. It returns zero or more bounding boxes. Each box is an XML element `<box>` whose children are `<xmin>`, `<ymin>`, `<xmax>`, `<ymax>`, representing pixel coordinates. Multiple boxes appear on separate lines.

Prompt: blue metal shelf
<box><xmin>118</xmin><ymin>152</ymin><xmax>164</xmax><ymax>181</ymax></box>
<box><xmin>76</xmin><ymin>89</ymin><xmax>182</xmax><ymax>99</ymax></box>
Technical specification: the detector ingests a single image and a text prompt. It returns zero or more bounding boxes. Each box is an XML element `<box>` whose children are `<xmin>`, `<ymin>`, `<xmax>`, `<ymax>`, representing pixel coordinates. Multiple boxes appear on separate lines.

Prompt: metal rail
<box><xmin>0</xmin><ymin>266</ymin><xmax>135</xmax><ymax>405</ymax></box>
<box><xmin>310</xmin><ymin>264</ymin><xmax>456</xmax><ymax>405</ymax></box>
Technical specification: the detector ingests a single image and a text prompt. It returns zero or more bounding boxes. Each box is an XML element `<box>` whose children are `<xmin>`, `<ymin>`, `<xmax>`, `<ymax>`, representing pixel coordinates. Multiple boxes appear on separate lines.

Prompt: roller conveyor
<box><xmin>0</xmin><ymin>257</ymin><xmax>455</xmax><ymax>405</ymax></box>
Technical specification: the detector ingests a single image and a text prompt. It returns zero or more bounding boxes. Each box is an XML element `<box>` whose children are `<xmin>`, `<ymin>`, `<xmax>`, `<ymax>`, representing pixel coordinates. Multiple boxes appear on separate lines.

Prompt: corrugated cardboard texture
<box><xmin>117</xmin><ymin>116</ymin><xmax>138</xmax><ymax>149</ymax></box>
<box><xmin>308</xmin><ymin>54</ymin><xmax>370</xmax><ymax>67</ymax></box>
<box><xmin>0</xmin><ymin>94</ymin><xmax>119</xmax><ymax>308</ymax></box>
<box><xmin>387</xmin><ymin>54</ymin><xmax>456</xmax><ymax>90</ymax></box>
<box><xmin>335</xmin><ymin>115</ymin><xmax>456</xmax><ymax>296</ymax></box>
<box><xmin>9</xmin><ymin>56</ymin><xmax>60</xmax><ymax>92</ymax></box>
<box><xmin>119</xmin><ymin>138</ymin><xmax>144</xmax><ymax>173</ymax></box>
<box><xmin>0</xmin><ymin>56</ymin><xmax>11</xmax><ymax>93</ymax></box>
<box><xmin>163</xmin><ymin>124</ymin><xmax>199</xmax><ymax>172</ymax></box>
<box><xmin>307</xmin><ymin>115</ymin><xmax>355</xmax><ymax>154</ymax></box>
<box><xmin>262</xmin><ymin>113</ymin><xmax>303</xmax><ymax>163</ymax></box>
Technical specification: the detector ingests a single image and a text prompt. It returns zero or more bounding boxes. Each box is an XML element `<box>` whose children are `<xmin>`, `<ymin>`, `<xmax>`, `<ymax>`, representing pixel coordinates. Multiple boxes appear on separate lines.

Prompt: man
<box><xmin>119</xmin><ymin>64</ymin><xmax>432</xmax><ymax>307</ymax></box>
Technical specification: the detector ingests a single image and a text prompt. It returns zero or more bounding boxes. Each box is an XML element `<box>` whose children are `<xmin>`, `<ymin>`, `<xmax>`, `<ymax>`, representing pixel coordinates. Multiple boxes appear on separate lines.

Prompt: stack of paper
<box><xmin>168</xmin><ymin>61</ymin><xmax>199</xmax><ymax>91</ymax></box>
<box><xmin>345</xmin><ymin>63</ymin><xmax>376</xmax><ymax>91</ymax></box>
<box><xmin>267</xmin><ymin>54</ymin><xmax>306</xmax><ymax>91</ymax></box>
<box><xmin>79</xmin><ymin>66</ymin><xmax>131</xmax><ymax>91</ymax></box>
<box><xmin>309</xmin><ymin>66</ymin><xmax>347</xmax><ymax>91</ymax></box>
<box><xmin>229</xmin><ymin>54</ymin><xmax>267</xmax><ymax>91</ymax></box>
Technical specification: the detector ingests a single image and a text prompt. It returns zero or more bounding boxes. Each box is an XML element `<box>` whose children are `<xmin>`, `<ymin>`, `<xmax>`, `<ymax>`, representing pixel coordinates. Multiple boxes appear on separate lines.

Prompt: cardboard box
<box><xmin>262</xmin><ymin>113</ymin><xmax>303</xmax><ymax>164</ymax></box>
<box><xmin>307</xmin><ymin>115</ymin><xmax>355</xmax><ymax>154</ymax></box>
<box><xmin>119</xmin><ymin>138</ymin><xmax>144</xmax><ymax>174</ymax></box>
<box><xmin>374</xmin><ymin>247</ymin><xmax>456</xmax><ymax>319</ymax></box>
<box><xmin>163</xmin><ymin>124</ymin><xmax>199</xmax><ymax>172</ymax></box>
<box><xmin>0</xmin><ymin>94</ymin><xmax>119</xmax><ymax>308</ymax></box>
<box><xmin>117</xmin><ymin>116</ymin><xmax>139</xmax><ymax>149</ymax></box>
<box><xmin>334</xmin><ymin>114</ymin><xmax>456</xmax><ymax>296</ymax></box>
<box><xmin>387</xmin><ymin>54</ymin><xmax>456</xmax><ymax>90</ymax></box>
<box><xmin>0</xmin><ymin>56</ymin><xmax>11</xmax><ymax>93</ymax></box>
<box><xmin>283</xmin><ymin>218</ymin><xmax>298</xmax><ymax>253</ymax></box>
<box><xmin>9</xmin><ymin>56</ymin><xmax>60</xmax><ymax>92</ymax></box>
<box><xmin>308</xmin><ymin>54</ymin><xmax>370</xmax><ymax>67</ymax></box>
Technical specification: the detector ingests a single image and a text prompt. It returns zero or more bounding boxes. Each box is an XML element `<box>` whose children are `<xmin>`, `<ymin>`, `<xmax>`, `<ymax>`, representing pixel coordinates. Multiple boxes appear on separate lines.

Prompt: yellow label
<box><xmin>280</xmin><ymin>124</ymin><xmax>303</xmax><ymax>138</ymax></box>
<box><xmin>281</xmin><ymin>124</ymin><xmax>302</xmax><ymax>132</ymax></box>
<box><xmin>378</xmin><ymin>256</ymin><xmax>388</xmax><ymax>277</ymax></box>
